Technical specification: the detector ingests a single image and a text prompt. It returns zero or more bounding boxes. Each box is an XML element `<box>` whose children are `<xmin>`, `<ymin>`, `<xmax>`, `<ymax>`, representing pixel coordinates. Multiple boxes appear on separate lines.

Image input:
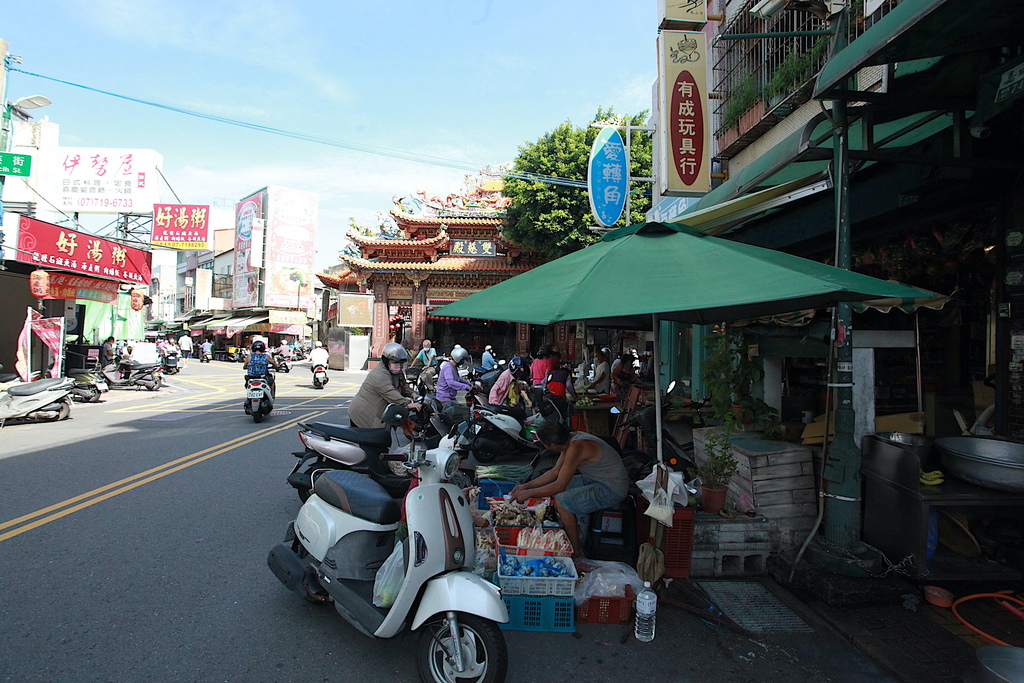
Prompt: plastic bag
<box><xmin>372</xmin><ymin>543</ymin><xmax>404</xmax><ymax>607</ymax></box>
<box><xmin>573</xmin><ymin>559</ymin><xmax>645</xmax><ymax>605</ymax></box>
<box><xmin>637</xmin><ymin>465</ymin><xmax>689</xmax><ymax>507</ymax></box>
<box><xmin>640</xmin><ymin>464</ymin><xmax>675</xmax><ymax>526</ymax></box>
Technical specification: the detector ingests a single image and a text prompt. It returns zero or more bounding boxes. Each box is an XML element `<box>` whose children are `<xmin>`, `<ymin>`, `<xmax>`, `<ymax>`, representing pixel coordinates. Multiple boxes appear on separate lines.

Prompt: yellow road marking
<box><xmin>0</xmin><ymin>410</ymin><xmax>326</xmax><ymax>543</ymax></box>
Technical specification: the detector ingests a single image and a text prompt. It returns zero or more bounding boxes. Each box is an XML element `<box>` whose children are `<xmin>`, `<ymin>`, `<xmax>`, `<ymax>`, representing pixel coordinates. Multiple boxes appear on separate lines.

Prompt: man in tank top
<box><xmin>511</xmin><ymin>420</ymin><xmax>629</xmax><ymax>558</ymax></box>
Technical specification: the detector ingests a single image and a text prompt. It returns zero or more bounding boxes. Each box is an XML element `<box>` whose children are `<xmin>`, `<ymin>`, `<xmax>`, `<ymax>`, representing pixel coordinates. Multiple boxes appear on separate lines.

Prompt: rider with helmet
<box><xmin>348</xmin><ymin>342</ymin><xmax>421</xmax><ymax>429</ymax></box>
<box><xmin>307</xmin><ymin>340</ymin><xmax>329</xmax><ymax>370</ymax></box>
<box><xmin>243</xmin><ymin>339</ymin><xmax>281</xmax><ymax>394</ymax></box>
<box><xmin>437</xmin><ymin>346</ymin><xmax>473</xmax><ymax>407</ymax></box>
<box><xmin>488</xmin><ymin>356</ymin><xmax>533</xmax><ymax>408</ymax></box>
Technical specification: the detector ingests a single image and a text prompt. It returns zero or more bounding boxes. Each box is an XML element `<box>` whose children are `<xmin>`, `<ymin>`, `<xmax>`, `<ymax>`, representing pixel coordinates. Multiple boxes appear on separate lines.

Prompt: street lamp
<box><xmin>0</xmin><ymin>94</ymin><xmax>51</xmax><ymax>247</ymax></box>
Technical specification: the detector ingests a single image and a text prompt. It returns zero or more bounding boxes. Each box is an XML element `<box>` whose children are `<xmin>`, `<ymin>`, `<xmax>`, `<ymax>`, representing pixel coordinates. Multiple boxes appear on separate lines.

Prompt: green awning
<box><xmin>681</xmin><ymin>108</ymin><xmax>953</xmax><ymax>214</ymax></box>
<box><xmin>815</xmin><ymin>0</ymin><xmax>1024</xmax><ymax>98</ymax></box>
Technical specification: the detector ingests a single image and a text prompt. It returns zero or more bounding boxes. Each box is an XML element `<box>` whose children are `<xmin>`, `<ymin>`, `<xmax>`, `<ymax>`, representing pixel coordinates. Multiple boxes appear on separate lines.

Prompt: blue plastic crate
<box><xmin>500</xmin><ymin>594</ymin><xmax>576</xmax><ymax>632</ymax></box>
<box><xmin>477</xmin><ymin>479</ymin><xmax>516</xmax><ymax>511</ymax></box>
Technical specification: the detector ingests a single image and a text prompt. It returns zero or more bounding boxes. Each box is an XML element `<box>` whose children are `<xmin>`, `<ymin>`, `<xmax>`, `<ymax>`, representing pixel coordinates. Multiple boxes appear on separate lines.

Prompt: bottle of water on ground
<box><xmin>634</xmin><ymin>580</ymin><xmax>657</xmax><ymax>642</ymax></box>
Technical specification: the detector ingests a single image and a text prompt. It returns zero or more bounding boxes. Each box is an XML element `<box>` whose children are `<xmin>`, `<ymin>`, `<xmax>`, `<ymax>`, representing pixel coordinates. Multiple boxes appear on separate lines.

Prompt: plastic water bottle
<box><xmin>634</xmin><ymin>581</ymin><xmax>657</xmax><ymax>642</ymax></box>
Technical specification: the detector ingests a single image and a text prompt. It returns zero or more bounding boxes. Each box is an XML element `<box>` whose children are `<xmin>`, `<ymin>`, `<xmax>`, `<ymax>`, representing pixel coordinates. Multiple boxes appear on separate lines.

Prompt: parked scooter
<box><xmin>311</xmin><ymin>363</ymin><xmax>328</xmax><ymax>389</ymax></box>
<box><xmin>101</xmin><ymin>361</ymin><xmax>163</xmax><ymax>391</ymax></box>
<box><xmin>68</xmin><ymin>366</ymin><xmax>109</xmax><ymax>403</ymax></box>
<box><xmin>244</xmin><ymin>373</ymin><xmax>275</xmax><ymax>423</ymax></box>
<box><xmin>288</xmin><ymin>397</ymin><xmax>451</xmax><ymax>502</ymax></box>
<box><xmin>0</xmin><ymin>365</ymin><xmax>74</xmax><ymax>425</ymax></box>
<box><xmin>268</xmin><ymin>403</ymin><xmax>508</xmax><ymax>683</ymax></box>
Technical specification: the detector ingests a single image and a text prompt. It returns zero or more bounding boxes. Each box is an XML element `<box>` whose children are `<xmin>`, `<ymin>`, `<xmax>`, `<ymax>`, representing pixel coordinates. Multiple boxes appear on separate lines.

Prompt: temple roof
<box><xmin>348</xmin><ymin>230</ymin><xmax>449</xmax><ymax>248</ymax></box>
<box><xmin>337</xmin><ymin>253</ymin><xmax>535</xmax><ymax>273</ymax></box>
<box><xmin>390</xmin><ymin>209</ymin><xmax>504</xmax><ymax>226</ymax></box>
<box><xmin>317</xmin><ymin>269</ymin><xmax>358</xmax><ymax>287</ymax></box>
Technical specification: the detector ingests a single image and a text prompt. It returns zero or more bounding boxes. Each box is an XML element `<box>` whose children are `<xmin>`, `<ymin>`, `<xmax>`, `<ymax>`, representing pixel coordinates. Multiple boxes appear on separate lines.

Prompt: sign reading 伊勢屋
<box><xmin>152</xmin><ymin>203</ymin><xmax>211</xmax><ymax>250</ymax></box>
<box><xmin>15</xmin><ymin>216</ymin><xmax>153</xmax><ymax>285</ymax></box>
<box><xmin>658</xmin><ymin>30</ymin><xmax>710</xmax><ymax>197</ymax></box>
<box><xmin>37</xmin><ymin>147</ymin><xmax>162</xmax><ymax>214</ymax></box>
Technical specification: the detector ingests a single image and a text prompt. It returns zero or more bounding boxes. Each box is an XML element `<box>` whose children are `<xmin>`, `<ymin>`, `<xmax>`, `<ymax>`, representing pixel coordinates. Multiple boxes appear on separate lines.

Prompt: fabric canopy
<box><xmin>434</xmin><ymin>222</ymin><xmax>934</xmax><ymax>327</ymax></box>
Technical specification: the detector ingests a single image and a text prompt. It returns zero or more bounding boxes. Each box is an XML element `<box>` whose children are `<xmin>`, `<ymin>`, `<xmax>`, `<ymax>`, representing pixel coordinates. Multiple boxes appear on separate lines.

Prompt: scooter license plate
<box><xmin>96</xmin><ymin>381</ymin><xmax>109</xmax><ymax>391</ymax></box>
<box><xmin>247</xmin><ymin>389</ymin><xmax>264</xmax><ymax>399</ymax></box>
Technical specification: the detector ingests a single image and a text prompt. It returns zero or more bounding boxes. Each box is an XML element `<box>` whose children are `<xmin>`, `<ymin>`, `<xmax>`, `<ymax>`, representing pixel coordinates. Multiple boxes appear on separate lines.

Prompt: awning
<box><xmin>681</xmin><ymin>108</ymin><xmax>954</xmax><ymax>213</ymax></box>
<box><xmin>205</xmin><ymin>316</ymin><xmax>251</xmax><ymax>330</ymax></box>
<box><xmin>675</xmin><ymin>174</ymin><xmax>831</xmax><ymax>235</ymax></box>
<box><xmin>815</xmin><ymin>0</ymin><xmax>1024</xmax><ymax>98</ymax></box>
<box><xmin>191</xmin><ymin>315</ymin><xmax>233</xmax><ymax>330</ymax></box>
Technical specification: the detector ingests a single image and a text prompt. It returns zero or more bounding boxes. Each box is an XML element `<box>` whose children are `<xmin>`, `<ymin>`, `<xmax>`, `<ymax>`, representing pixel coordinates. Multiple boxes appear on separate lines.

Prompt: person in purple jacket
<box><xmin>436</xmin><ymin>346</ymin><xmax>473</xmax><ymax>407</ymax></box>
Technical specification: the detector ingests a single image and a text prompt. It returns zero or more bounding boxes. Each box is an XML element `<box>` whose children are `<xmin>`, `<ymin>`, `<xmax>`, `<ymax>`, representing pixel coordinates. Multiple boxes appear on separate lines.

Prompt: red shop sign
<box><xmin>15</xmin><ymin>216</ymin><xmax>152</xmax><ymax>285</ymax></box>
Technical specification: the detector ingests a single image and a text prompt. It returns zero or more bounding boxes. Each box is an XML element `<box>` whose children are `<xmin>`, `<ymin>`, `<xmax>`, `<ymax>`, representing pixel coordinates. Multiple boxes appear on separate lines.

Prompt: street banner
<box><xmin>233</xmin><ymin>190</ymin><xmax>263</xmax><ymax>308</ymax></box>
<box><xmin>15</xmin><ymin>308</ymin><xmax>41</xmax><ymax>381</ymax></box>
<box><xmin>38</xmin><ymin>273</ymin><xmax>120</xmax><ymax>303</ymax></box>
<box><xmin>34</xmin><ymin>317</ymin><xmax>65</xmax><ymax>378</ymax></box>
<box><xmin>152</xmin><ymin>203</ymin><xmax>211</xmax><ymax>250</ymax></box>
<box><xmin>15</xmin><ymin>216</ymin><xmax>153</xmax><ymax>284</ymax></box>
<box><xmin>264</xmin><ymin>186</ymin><xmax>318</xmax><ymax>310</ymax></box>
<box><xmin>658</xmin><ymin>30</ymin><xmax>711</xmax><ymax>197</ymax></box>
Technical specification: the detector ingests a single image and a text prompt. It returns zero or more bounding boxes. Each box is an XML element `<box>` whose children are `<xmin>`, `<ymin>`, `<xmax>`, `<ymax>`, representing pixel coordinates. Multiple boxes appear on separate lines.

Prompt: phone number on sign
<box><xmin>69</xmin><ymin>197</ymin><xmax>135</xmax><ymax>209</ymax></box>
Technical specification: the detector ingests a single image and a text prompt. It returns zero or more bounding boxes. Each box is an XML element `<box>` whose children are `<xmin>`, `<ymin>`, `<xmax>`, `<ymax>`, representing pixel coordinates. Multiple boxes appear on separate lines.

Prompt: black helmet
<box><xmin>451</xmin><ymin>347</ymin><xmax>470</xmax><ymax>366</ymax></box>
<box><xmin>251</xmin><ymin>340</ymin><xmax>266</xmax><ymax>352</ymax></box>
<box><xmin>382</xmin><ymin>342</ymin><xmax>409</xmax><ymax>363</ymax></box>
<box><xmin>509</xmin><ymin>356</ymin><xmax>530</xmax><ymax>379</ymax></box>
<box><xmin>537</xmin><ymin>344</ymin><xmax>552</xmax><ymax>358</ymax></box>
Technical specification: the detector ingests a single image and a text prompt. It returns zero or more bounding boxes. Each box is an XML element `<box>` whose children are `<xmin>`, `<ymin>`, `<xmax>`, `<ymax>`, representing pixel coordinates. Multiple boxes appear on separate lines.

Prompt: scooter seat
<box><xmin>306</xmin><ymin>422</ymin><xmax>391</xmax><ymax>449</ymax></box>
<box><xmin>7</xmin><ymin>378</ymin><xmax>68</xmax><ymax>397</ymax></box>
<box><xmin>67</xmin><ymin>368</ymin><xmax>94</xmax><ymax>376</ymax></box>
<box><xmin>129</xmin><ymin>363</ymin><xmax>162</xmax><ymax>371</ymax></box>
<box><xmin>313</xmin><ymin>470</ymin><xmax>401</xmax><ymax>524</ymax></box>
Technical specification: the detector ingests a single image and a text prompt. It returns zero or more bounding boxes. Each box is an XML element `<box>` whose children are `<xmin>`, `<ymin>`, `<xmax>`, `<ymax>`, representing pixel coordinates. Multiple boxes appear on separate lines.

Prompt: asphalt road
<box><xmin>0</xmin><ymin>361</ymin><xmax>896</xmax><ymax>682</ymax></box>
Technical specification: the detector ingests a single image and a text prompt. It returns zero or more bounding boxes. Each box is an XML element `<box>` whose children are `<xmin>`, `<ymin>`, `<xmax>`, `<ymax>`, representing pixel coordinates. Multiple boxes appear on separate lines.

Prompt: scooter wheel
<box><xmin>55</xmin><ymin>398</ymin><xmax>72</xmax><ymax>421</ymax></box>
<box><xmin>253</xmin><ymin>411</ymin><xmax>263</xmax><ymax>423</ymax></box>
<box><xmin>147</xmin><ymin>377</ymin><xmax>162</xmax><ymax>391</ymax></box>
<box><xmin>418</xmin><ymin>612</ymin><xmax>507</xmax><ymax>683</ymax></box>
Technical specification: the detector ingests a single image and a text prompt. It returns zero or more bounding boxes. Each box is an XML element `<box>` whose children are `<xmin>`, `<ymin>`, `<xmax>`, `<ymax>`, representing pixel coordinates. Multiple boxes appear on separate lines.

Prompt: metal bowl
<box><xmin>933</xmin><ymin>436</ymin><xmax>1024</xmax><ymax>494</ymax></box>
<box><xmin>874</xmin><ymin>432</ymin><xmax>934</xmax><ymax>468</ymax></box>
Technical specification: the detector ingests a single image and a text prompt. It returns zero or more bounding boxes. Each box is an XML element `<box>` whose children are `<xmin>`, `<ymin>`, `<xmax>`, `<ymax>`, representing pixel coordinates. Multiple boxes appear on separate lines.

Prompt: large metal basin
<box><xmin>933</xmin><ymin>436</ymin><xmax>1024</xmax><ymax>493</ymax></box>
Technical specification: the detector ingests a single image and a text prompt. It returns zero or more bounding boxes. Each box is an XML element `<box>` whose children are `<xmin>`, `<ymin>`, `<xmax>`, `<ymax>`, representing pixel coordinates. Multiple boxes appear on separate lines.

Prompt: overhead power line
<box><xmin>11</xmin><ymin>68</ymin><xmax>590</xmax><ymax>190</ymax></box>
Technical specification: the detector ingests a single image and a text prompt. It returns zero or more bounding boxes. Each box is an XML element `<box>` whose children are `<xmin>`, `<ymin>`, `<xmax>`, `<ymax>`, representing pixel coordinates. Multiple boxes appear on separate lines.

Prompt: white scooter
<box><xmin>244</xmin><ymin>373</ymin><xmax>275</xmax><ymax>423</ymax></box>
<box><xmin>269</xmin><ymin>404</ymin><xmax>509</xmax><ymax>683</ymax></box>
<box><xmin>0</xmin><ymin>365</ymin><xmax>74</xmax><ymax>426</ymax></box>
<box><xmin>311</xmin><ymin>363</ymin><xmax>329</xmax><ymax>389</ymax></box>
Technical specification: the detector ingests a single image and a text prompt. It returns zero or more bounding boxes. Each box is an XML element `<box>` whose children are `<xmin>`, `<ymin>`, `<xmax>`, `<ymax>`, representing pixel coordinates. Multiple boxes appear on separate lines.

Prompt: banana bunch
<box><xmin>919</xmin><ymin>469</ymin><xmax>945</xmax><ymax>486</ymax></box>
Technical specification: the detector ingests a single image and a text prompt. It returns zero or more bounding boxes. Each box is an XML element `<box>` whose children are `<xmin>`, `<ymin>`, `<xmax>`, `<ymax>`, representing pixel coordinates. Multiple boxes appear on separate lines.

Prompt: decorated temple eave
<box><xmin>338</xmin><ymin>253</ymin><xmax>536</xmax><ymax>273</ymax></box>
<box><xmin>347</xmin><ymin>230</ymin><xmax>450</xmax><ymax>248</ymax></box>
<box><xmin>317</xmin><ymin>269</ymin><xmax>359</xmax><ymax>288</ymax></box>
<box><xmin>390</xmin><ymin>209</ymin><xmax>504</xmax><ymax>226</ymax></box>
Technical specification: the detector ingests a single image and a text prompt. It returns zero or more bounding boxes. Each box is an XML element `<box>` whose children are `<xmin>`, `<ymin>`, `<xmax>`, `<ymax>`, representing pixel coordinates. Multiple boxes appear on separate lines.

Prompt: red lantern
<box><xmin>130</xmin><ymin>289</ymin><xmax>145</xmax><ymax>311</ymax></box>
<box><xmin>30</xmin><ymin>269</ymin><xmax>50</xmax><ymax>298</ymax></box>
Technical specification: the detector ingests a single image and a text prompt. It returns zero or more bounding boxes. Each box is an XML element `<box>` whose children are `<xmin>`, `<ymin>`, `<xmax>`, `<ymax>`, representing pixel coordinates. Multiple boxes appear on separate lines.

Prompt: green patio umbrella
<box><xmin>436</xmin><ymin>221</ymin><xmax>934</xmax><ymax>467</ymax></box>
<box><xmin>435</xmin><ymin>222</ymin><xmax>932</xmax><ymax>328</ymax></box>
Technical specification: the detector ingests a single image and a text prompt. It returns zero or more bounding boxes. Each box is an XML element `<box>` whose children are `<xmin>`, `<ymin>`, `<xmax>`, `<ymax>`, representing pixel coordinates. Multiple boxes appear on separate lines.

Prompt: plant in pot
<box><xmin>702</xmin><ymin>326</ymin><xmax>781</xmax><ymax>436</ymax></box>
<box><xmin>692</xmin><ymin>429</ymin><xmax>739</xmax><ymax>514</ymax></box>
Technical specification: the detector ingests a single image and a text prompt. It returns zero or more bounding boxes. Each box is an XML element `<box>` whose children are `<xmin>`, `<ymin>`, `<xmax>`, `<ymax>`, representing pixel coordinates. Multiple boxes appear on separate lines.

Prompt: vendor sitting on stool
<box><xmin>511</xmin><ymin>420</ymin><xmax>629</xmax><ymax>558</ymax></box>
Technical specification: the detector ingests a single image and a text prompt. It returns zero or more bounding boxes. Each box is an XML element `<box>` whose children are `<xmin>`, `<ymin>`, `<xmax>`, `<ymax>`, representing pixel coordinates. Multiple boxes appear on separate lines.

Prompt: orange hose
<box><xmin>950</xmin><ymin>590</ymin><xmax>1024</xmax><ymax>647</ymax></box>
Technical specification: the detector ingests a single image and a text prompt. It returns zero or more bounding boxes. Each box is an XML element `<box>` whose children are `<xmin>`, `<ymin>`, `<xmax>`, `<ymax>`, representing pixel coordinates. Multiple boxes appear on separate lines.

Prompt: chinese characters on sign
<box><xmin>264</xmin><ymin>186</ymin><xmax>318</xmax><ymax>311</ymax></box>
<box><xmin>0</xmin><ymin>152</ymin><xmax>32</xmax><ymax>177</ymax></box>
<box><xmin>449</xmin><ymin>240</ymin><xmax>497</xmax><ymax>257</ymax></box>
<box><xmin>40</xmin><ymin>147</ymin><xmax>162</xmax><ymax>214</ymax></box>
<box><xmin>587</xmin><ymin>127</ymin><xmax>629</xmax><ymax>227</ymax></box>
<box><xmin>658</xmin><ymin>30</ymin><xmax>710</xmax><ymax>197</ymax></box>
<box><xmin>35</xmin><ymin>273</ymin><xmax>120</xmax><ymax>303</ymax></box>
<box><xmin>658</xmin><ymin>0</ymin><xmax>707</xmax><ymax>29</ymax></box>
<box><xmin>234</xmin><ymin>191</ymin><xmax>263</xmax><ymax>308</ymax></box>
<box><xmin>152</xmin><ymin>203</ymin><xmax>211</xmax><ymax>250</ymax></box>
<box><xmin>15</xmin><ymin>216</ymin><xmax>152</xmax><ymax>284</ymax></box>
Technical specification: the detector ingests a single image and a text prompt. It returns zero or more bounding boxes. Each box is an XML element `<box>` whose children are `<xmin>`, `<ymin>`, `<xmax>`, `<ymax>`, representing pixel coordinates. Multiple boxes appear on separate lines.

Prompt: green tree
<box><xmin>503</xmin><ymin>107</ymin><xmax>652</xmax><ymax>259</ymax></box>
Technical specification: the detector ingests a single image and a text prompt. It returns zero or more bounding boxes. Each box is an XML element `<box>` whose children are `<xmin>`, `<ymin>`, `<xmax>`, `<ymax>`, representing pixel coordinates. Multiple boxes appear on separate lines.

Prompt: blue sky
<box><xmin>4</xmin><ymin>1</ymin><xmax>657</xmax><ymax>270</ymax></box>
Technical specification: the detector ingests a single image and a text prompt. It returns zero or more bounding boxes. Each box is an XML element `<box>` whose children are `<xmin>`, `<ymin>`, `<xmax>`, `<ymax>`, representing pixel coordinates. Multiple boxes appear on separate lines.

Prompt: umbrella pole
<box><xmin>652</xmin><ymin>313</ymin><xmax>663</xmax><ymax>464</ymax></box>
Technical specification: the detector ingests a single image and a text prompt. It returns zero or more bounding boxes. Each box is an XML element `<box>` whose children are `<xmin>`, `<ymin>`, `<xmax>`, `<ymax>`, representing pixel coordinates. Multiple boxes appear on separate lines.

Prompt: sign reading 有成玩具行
<box><xmin>36</xmin><ymin>147</ymin><xmax>162</xmax><ymax>214</ymax></box>
<box><xmin>658</xmin><ymin>30</ymin><xmax>710</xmax><ymax>197</ymax></box>
<box><xmin>152</xmin><ymin>203</ymin><xmax>211</xmax><ymax>250</ymax></box>
<box><xmin>0</xmin><ymin>152</ymin><xmax>31</xmax><ymax>176</ymax></box>
<box><xmin>587</xmin><ymin>127</ymin><xmax>628</xmax><ymax>227</ymax></box>
<box><xmin>15</xmin><ymin>216</ymin><xmax>153</xmax><ymax>285</ymax></box>
<box><xmin>449</xmin><ymin>239</ymin><xmax>497</xmax><ymax>257</ymax></box>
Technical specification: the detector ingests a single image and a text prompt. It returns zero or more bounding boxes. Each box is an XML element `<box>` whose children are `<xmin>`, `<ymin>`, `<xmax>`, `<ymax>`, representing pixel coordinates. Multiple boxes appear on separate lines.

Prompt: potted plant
<box><xmin>692</xmin><ymin>429</ymin><xmax>739</xmax><ymax>514</ymax></box>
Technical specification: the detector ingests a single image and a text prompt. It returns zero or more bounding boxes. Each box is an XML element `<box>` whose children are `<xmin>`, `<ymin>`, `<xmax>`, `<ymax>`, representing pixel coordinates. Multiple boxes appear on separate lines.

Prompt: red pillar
<box><xmin>371</xmin><ymin>280</ymin><xmax>389</xmax><ymax>357</ymax></box>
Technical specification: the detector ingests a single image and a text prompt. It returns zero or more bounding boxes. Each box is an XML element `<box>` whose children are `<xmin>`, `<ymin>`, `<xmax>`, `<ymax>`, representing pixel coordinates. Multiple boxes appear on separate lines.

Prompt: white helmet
<box><xmin>314</xmin><ymin>340</ymin><xmax>323</xmax><ymax>347</ymax></box>
<box><xmin>451</xmin><ymin>347</ymin><xmax>470</xmax><ymax>366</ymax></box>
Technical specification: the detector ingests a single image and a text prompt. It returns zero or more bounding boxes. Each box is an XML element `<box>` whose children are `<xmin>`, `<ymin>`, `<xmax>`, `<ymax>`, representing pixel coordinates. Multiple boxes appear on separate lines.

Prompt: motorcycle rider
<box><xmin>308</xmin><ymin>340</ymin><xmax>329</xmax><ymax>372</ymax></box>
<box><xmin>488</xmin><ymin>356</ymin><xmax>532</xmax><ymax>409</ymax></box>
<box><xmin>200</xmin><ymin>338</ymin><xmax>213</xmax><ymax>361</ymax></box>
<box><xmin>481</xmin><ymin>344</ymin><xmax>498</xmax><ymax>371</ymax></box>
<box><xmin>348</xmin><ymin>342</ymin><xmax>421</xmax><ymax>429</ymax></box>
<box><xmin>437</xmin><ymin>347</ymin><xmax>473</xmax><ymax>408</ymax></box>
<box><xmin>243</xmin><ymin>340</ymin><xmax>280</xmax><ymax>395</ymax></box>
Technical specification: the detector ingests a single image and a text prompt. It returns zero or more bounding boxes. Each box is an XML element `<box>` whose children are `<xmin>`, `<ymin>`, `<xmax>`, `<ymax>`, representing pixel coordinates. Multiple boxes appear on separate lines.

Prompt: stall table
<box><xmin>571</xmin><ymin>402</ymin><xmax>618</xmax><ymax>437</ymax></box>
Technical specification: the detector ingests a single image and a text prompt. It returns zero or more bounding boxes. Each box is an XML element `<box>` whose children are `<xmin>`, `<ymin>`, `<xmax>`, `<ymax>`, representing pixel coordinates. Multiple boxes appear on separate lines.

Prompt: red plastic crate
<box><xmin>636</xmin><ymin>499</ymin><xmax>695</xmax><ymax>579</ymax></box>
<box><xmin>576</xmin><ymin>585</ymin><xmax>635</xmax><ymax>624</ymax></box>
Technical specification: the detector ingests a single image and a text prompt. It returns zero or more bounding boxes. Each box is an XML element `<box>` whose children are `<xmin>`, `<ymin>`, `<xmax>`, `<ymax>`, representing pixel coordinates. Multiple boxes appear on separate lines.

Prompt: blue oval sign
<box><xmin>587</xmin><ymin>127</ymin><xmax>628</xmax><ymax>227</ymax></box>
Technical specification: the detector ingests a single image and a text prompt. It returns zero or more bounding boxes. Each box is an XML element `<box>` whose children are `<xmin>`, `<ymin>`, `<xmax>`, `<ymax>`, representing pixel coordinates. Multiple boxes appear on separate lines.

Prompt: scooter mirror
<box><xmin>666</xmin><ymin>380</ymin><xmax>677</xmax><ymax>395</ymax></box>
<box><xmin>381</xmin><ymin>402</ymin><xmax>411</xmax><ymax>426</ymax></box>
<box><xmin>609</xmin><ymin>406</ymin><xmax>621</xmax><ymax>415</ymax></box>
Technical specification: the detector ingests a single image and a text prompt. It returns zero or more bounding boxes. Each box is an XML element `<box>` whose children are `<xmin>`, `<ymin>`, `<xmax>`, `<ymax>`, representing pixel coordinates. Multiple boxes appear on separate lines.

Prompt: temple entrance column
<box><xmin>371</xmin><ymin>280</ymin><xmax>389</xmax><ymax>357</ymax></box>
<box><xmin>410</xmin><ymin>277</ymin><xmax>428</xmax><ymax>350</ymax></box>
<box><xmin>516</xmin><ymin>322</ymin><xmax>530</xmax><ymax>356</ymax></box>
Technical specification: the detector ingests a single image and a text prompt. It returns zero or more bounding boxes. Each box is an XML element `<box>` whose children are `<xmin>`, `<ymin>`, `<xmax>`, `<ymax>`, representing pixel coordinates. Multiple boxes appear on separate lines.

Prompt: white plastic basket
<box><xmin>497</xmin><ymin>557</ymin><xmax>578</xmax><ymax>597</ymax></box>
